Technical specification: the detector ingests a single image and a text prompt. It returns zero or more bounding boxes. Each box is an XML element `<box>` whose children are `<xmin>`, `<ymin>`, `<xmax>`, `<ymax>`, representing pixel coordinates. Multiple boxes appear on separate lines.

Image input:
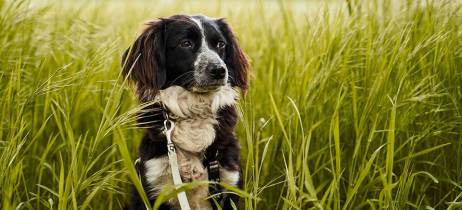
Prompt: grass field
<box><xmin>1</xmin><ymin>0</ymin><xmax>462</xmax><ymax>209</ymax></box>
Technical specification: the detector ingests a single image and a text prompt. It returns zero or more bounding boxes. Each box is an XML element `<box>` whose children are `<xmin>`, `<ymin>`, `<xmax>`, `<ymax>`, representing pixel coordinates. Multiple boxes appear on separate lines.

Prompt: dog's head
<box><xmin>122</xmin><ymin>15</ymin><xmax>249</xmax><ymax>102</ymax></box>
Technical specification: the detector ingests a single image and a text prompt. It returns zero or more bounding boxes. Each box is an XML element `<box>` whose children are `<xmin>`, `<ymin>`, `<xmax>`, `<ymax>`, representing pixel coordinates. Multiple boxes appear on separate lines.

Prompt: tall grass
<box><xmin>1</xmin><ymin>0</ymin><xmax>461</xmax><ymax>209</ymax></box>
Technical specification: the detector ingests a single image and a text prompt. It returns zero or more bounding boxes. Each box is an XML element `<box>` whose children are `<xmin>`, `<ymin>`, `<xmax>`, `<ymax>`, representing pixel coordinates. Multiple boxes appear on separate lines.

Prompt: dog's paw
<box><xmin>179</xmin><ymin>162</ymin><xmax>193</xmax><ymax>182</ymax></box>
<box><xmin>191</xmin><ymin>166</ymin><xmax>206</xmax><ymax>180</ymax></box>
<box><xmin>180</xmin><ymin>166</ymin><xmax>206</xmax><ymax>182</ymax></box>
<box><xmin>179</xmin><ymin>160</ymin><xmax>206</xmax><ymax>182</ymax></box>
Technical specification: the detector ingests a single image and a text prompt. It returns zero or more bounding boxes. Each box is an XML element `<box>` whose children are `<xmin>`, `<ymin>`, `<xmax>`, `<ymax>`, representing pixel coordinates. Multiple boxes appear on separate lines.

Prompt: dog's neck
<box><xmin>156</xmin><ymin>85</ymin><xmax>239</xmax><ymax>153</ymax></box>
<box><xmin>157</xmin><ymin>85</ymin><xmax>239</xmax><ymax>119</ymax></box>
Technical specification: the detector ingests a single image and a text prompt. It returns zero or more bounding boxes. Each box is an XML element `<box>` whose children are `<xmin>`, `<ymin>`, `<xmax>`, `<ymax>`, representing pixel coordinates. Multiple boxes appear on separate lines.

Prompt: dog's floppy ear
<box><xmin>122</xmin><ymin>19</ymin><xmax>169</xmax><ymax>102</ymax></box>
<box><xmin>216</xmin><ymin>19</ymin><xmax>250</xmax><ymax>92</ymax></box>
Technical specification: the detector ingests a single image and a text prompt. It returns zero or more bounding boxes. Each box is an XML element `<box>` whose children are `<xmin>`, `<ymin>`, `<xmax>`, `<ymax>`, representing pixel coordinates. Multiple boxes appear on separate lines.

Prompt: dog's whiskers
<box><xmin>167</xmin><ymin>71</ymin><xmax>194</xmax><ymax>86</ymax></box>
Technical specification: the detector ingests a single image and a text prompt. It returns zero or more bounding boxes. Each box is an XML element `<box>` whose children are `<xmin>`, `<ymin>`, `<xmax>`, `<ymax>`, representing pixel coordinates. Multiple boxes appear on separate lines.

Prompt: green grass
<box><xmin>1</xmin><ymin>0</ymin><xmax>462</xmax><ymax>209</ymax></box>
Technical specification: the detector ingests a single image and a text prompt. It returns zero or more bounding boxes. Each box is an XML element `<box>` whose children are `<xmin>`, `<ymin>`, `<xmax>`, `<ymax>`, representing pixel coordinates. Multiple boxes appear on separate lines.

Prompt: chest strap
<box><xmin>205</xmin><ymin>147</ymin><xmax>225</xmax><ymax>209</ymax></box>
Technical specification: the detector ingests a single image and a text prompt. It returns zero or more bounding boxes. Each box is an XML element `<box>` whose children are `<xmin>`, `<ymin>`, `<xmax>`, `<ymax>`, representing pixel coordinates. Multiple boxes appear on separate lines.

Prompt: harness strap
<box><xmin>205</xmin><ymin>148</ymin><xmax>224</xmax><ymax>209</ymax></box>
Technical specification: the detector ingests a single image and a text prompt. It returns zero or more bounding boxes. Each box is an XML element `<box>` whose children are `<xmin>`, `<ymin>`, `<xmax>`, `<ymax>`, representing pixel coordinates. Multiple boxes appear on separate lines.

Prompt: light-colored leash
<box><xmin>164</xmin><ymin>119</ymin><xmax>191</xmax><ymax>210</ymax></box>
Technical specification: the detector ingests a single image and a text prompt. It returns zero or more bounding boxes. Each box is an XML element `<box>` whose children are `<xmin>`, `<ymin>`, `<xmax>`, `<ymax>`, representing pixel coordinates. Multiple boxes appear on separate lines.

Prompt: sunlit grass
<box><xmin>1</xmin><ymin>0</ymin><xmax>461</xmax><ymax>209</ymax></box>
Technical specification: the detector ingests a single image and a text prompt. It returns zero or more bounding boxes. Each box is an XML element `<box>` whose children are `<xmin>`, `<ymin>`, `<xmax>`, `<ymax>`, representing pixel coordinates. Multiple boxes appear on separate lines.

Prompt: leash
<box><xmin>163</xmin><ymin>117</ymin><xmax>191</xmax><ymax>210</ymax></box>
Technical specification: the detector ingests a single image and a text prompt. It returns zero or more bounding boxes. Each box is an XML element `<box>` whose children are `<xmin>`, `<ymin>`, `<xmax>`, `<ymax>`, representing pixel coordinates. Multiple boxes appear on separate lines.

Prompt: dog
<box><xmin>122</xmin><ymin>15</ymin><xmax>249</xmax><ymax>210</ymax></box>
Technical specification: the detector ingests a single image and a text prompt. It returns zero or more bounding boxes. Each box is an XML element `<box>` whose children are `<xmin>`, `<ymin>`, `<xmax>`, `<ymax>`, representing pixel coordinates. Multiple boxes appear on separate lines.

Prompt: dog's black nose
<box><xmin>210</xmin><ymin>66</ymin><xmax>226</xmax><ymax>80</ymax></box>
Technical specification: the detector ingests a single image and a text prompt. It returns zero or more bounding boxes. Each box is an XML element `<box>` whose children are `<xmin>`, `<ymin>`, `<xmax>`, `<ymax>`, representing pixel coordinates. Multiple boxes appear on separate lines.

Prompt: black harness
<box><xmin>204</xmin><ymin>148</ymin><xmax>224</xmax><ymax>208</ymax></box>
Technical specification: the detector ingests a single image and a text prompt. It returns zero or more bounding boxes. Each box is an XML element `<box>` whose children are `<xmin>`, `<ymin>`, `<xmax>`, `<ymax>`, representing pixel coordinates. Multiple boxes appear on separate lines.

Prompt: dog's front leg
<box><xmin>126</xmin><ymin>103</ymin><xmax>175</xmax><ymax>210</ymax></box>
<box><xmin>211</xmin><ymin>106</ymin><xmax>243</xmax><ymax>210</ymax></box>
<box><xmin>218</xmin><ymin>139</ymin><xmax>242</xmax><ymax>210</ymax></box>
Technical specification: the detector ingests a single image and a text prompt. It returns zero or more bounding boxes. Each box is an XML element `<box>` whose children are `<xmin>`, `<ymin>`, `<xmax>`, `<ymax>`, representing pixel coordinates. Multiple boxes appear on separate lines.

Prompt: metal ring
<box><xmin>164</xmin><ymin>120</ymin><xmax>174</xmax><ymax>131</ymax></box>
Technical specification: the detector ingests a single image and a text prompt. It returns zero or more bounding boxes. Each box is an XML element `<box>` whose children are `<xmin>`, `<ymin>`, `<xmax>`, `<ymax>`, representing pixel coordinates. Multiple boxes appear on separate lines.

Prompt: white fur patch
<box><xmin>144</xmin><ymin>157</ymin><xmax>171</xmax><ymax>197</ymax></box>
<box><xmin>190</xmin><ymin>17</ymin><xmax>204</xmax><ymax>32</ymax></box>
<box><xmin>220</xmin><ymin>168</ymin><xmax>240</xmax><ymax>186</ymax></box>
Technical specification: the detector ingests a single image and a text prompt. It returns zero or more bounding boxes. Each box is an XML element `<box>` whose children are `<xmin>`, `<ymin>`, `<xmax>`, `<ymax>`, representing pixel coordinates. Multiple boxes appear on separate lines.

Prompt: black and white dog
<box><xmin>122</xmin><ymin>15</ymin><xmax>249</xmax><ymax>210</ymax></box>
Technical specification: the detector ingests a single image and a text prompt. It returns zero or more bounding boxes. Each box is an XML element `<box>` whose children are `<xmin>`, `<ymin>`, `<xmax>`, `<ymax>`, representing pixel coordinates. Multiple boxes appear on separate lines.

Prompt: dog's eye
<box><xmin>179</xmin><ymin>40</ymin><xmax>193</xmax><ymax>48</ymax></box>
<box><xmin>217</xmin><ymin>41</ymin><xmax>226</xmax><ymax>49</ymax></box>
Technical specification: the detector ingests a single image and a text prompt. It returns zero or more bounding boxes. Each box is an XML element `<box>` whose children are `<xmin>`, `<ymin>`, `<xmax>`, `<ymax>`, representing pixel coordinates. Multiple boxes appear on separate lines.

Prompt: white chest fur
<box><xmin>159</xmin><ymin>85</ymin><xmax>238</xmax><ymax>152</ymax></box>
<box><xmin>144</xmin><ymin>85</ymin><xmax>239</xmax><ymax>210</ymax></box>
